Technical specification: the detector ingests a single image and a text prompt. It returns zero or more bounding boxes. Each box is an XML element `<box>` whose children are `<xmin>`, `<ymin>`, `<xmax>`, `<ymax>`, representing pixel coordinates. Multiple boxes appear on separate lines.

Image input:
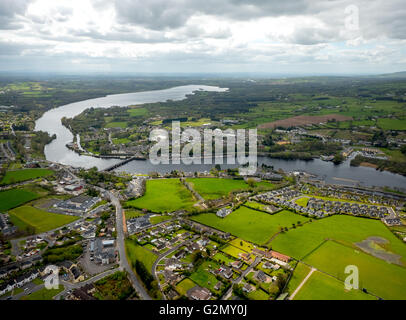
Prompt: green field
<box><xmin>192</xmin><ymin>207</ymin><xmax>308</xmax><ymax>245</ymax></box>
<box><xmin>150</xmin><ymin>215</ymin><xmax>172</xmax><ymax>224</ymax></box>
<box><xmin>221</xmin><ymin>244</ymin><xmax>248</xmax><ymax>259</ymax></box>
<box><xmin>125</xmin><ymin>239</ymin><xmax>157</xmax><ymax>271</ymax></box>
<box><xmin>113</xmin><ymin>138</ymin><xmax>131</xmax><ymax>144</ymax></box>
<box><xmin>175</xmin><ymin>278</ymin><xmax>197</xmax><ymax>296</ymax></box>
<box><xmin>286</xmin><ymin>262</ymin><xmax>311</xmax><ymax>294</ymax></box>
<box><xmin>377</xmin><ymin>118</ymin><xmax>406</xmax><ymax>131</ymax></box>
<box><xmin>8</xmin><ymin>206</ymin><xmax>78</xmax><ymax>234</ymax></box>
<box><xmin>126</xmin><ymin>179</ymin><xmax>195</xmax><ymax>213</ymax></box>
<box><xmin>189</xmin><ymin>261</ymin><xmax>222</xmax><ymax>293</ymax></box>
<box><xmin>128</xmin><ymin>107</ymin><xmax>148</xmax><ymax>117</ymax></box>
<box><xmin>246</xmin><ymin>288</ymin><xmax>270</xmax><ymax>300</ymax></box>
<box><xmin>104</xmin><ymin>121</ymin><xmax>127</xmax><ymax>128</ymax></box>
<box><xmin>294</xmin><ymin>271</ymin><xmax>375</xmax><ymax>300</ymax></box>
<box><xmin>213</xmin><ymin>252</ymin><xmax>235</xmax><ymax>265</ymax></box>
<box><xmin>0</xmin><ymin>188</ymin><xmax>40</xmax><ymax>211</ymax></box>
<box><xmin>186</xmin><ymin>178</ymin><xmax>275</xmax><ymax>200</ymax></box>
<box><xmin>1</xmin><ymin>169</ymin><xmax>54</xmax><ymax>185</ymax></box>
<box><xmin>303</xmin><ymin>241</ymin><xmax>406</xmax><ymax>300</ymax></box>
<box><xmin>124</xmin><ymin>210</ymin><xmax>145</xmax><ymax>219</ymax></box>
<box><xmin>20</xmin><ymin>285</ymin><xmax>64</xmax><ymax>300</ymax></box>
<box><xmin>295</xmin><ymin>197</ymin><xmax>309</xmax><ymax>207</ymax></box>
<box><xmin>270</xmin><ymin>215</ymin><xmax>406</xmax><ymax>262</ymax></box>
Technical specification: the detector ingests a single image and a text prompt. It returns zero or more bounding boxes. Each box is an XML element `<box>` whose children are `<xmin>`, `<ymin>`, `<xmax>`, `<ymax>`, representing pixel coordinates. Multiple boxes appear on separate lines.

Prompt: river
<box><xmin>35</xmin><ymin>85</ymin><xmax>406</xmax><ymax>190</ymax></box>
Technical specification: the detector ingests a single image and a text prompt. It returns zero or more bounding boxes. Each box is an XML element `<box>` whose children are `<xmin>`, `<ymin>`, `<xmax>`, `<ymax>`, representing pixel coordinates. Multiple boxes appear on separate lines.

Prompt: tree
<box><xmin>246</xmin><ymin>178</ymin><xmax>256</xmax><ymax>188</ymax></box>
<box><xmin>333</xmin><ymin>152</ymin><xmax>344</xmax><ymax>164</ymax></box>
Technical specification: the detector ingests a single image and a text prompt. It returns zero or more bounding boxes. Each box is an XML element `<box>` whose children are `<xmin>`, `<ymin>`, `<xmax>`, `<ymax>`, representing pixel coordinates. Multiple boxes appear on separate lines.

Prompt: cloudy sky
<box><xmin>1</xmin><ymin>0</ymin><xmax>405</xmax><ymax>74</ymax></box>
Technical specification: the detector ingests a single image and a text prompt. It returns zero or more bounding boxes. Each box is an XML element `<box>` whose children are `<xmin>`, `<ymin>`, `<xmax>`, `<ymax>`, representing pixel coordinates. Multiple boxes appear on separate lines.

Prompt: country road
<box><xmin>107</xmin><ymin>190</ymin><xmax>152</xmax><ymax>300</ymax></box>
<box><xmin>289</xmin><ymin>267</ymin><xmax>315</xmax><ymax>300</ymax></box>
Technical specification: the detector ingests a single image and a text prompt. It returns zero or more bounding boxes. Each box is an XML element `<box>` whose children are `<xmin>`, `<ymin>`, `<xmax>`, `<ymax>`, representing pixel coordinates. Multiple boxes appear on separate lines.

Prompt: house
<box><xmin>214</xmin><ymin>282</ymin><xmax>223</xmax><ymax>291</ymax></box>
<box><xmin>187</xmin><ymin>286</ymin><xmax>212</xmax><ymax>300</ymax></box>
<box><xmin>197</xmin><ymin>238</ymin><xmax>209</xmax><ymax>248</ymax></box>
<box><xmin>240</xmin><ymin>252</ymin><xmax>252</xmax><ymax>263</ymax></box>
<box><xmin>162</xmin><ymin>270</ymin><xmax>180</xmax><ymax>284</ymax></box>
<box><xmin>231</xmin><ymin>260</ymin><xmax>243</xmax><ymax>269</ymax></box>
<box><xmin>20</xmin><ymin>260</ymin><xmax>33</xmax><ymax>270</ymax></box>
<box><xmin>165</xmin><ymin>258</ymin><xmax>182</xmax><ymax>270</ymax></box>
<box><xmin>255</xmin><ymin>270</ymin><xmax>268</xmax><ymax>283</ymax></box>
<box><xmin>185</xmin><ymin>243</ymin><xmax>200</xmax><ymax>253</ymax></box>
<box><xmin>243</xmin><ymin>283</ymin><xmax>253</xmax><ymax>293</ymax></box>
<box><xmin>166</xmin><ymin>289</ymin><xmax>179</xmax><ymax>300</ymax></box>
<box><xmin>174</xmin><ymin>249</ymin><xmax>187</xmax><ymax>260</ymax></box>
<box><xmin>263</xmin><ymin>262</ymin><xmax>280</xmax><ymax>270</ymax></box>
<box><xmin>219</xmin><ymin>265</ymin><xmax>233</xmax><ymax>279</ymax></box>
<box><xmin>216</xmin><ymin>207</ymin><xmax>232</xmax><ymax>218</ymax></box>
<box><xmin>71</xmin><ymin>266</ymin><xmax>84</xmax><ymax>283</ymax></box>
<box><xmin>270</xmin><ymin>251</ymin><xmax>290</xmax><ymax>263</ymax></box>
<box><xmin>69</xmin><ymin>284</ymin><xmax>97</xmax><ymax>300</ymax></box>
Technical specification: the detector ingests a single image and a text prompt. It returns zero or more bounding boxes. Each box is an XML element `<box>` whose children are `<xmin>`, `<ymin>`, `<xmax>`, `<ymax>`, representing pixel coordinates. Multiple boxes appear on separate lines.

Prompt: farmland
<box><xmin>125</xmin><ymin>239</ymin><xmax>157</xmax><ymax>271</ymax></box>
<box><xmin>0</xmin><ymin>168</ymin><xmax>54</xmax><ymax>185</ymax></box>
<box><xmin>258</xmin><ymin>114</ymin><xmax>353</xmax><ymax>129</ymax></box>
<box><xmin>126</xmin><ymin>179</ymin><xmax>195</xmax><ymax>213</ymax></box>
<box><xmin>0</xmin><ymin>188</ymin><xmax>40</xmax><ymax>211</ymax></box>
<box><xmin>186</xmin><ymin>178</ymin><xmax>276</xmax><ymax>200</ymax></box>
<box><xmin>286</xmin><ymin>262</ymin><xmax>311</xmax><ymax>295</ymax></box>
<box><xmin>8</xmin><ymin>206</ymin><xmax>79</xmax><ymax>234</ymax></box>
<box><xmin>270</xmin><ymin>215</ymin><xmax>406</xmax><ymax>261</ymax></box>
<box><xmin>192</xmin><ymin>207</ymin><xmax>308</xmax><ymax>245</ymax></box>
<box><xmin>302</xmin><ymin>241</ymin><xmax>406</xmax><ymax>300</ymax></box>
<box><xmin>293</xmin><ymin>271</ymin><xmax>375</xmax><ymax>300</ymax></box>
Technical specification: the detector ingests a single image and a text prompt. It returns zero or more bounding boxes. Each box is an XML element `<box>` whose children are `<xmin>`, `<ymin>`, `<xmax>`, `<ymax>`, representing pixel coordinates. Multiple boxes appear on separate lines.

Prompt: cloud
<box><xmin>0</xmin><ymin>0</ymin><xmax>405</xmax><ymax>74</ymax></box>
<box><xmin>114</xmin><ymin>0</ymin><xmax>309</xmax><ymax>31</ymax></box>
<box><xmin>0</xmin><ymin>0</ymin><xmax>31</xmax><ymax>29</ymax></box>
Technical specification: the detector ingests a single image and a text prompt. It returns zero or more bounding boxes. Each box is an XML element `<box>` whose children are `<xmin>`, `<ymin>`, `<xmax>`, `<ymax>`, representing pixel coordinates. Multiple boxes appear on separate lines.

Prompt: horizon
<box><xmin>1</xmin><ymin>0</ymin><xmax>406</xmax><ymax>74</ymax></box>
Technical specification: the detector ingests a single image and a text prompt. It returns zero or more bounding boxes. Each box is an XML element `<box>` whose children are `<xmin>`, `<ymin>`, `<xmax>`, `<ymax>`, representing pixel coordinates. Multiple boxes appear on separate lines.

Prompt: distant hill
<box><xmin>375</xmin><ymin>71</ymin><xmax>406</xmax><ymax>78</ymax></box>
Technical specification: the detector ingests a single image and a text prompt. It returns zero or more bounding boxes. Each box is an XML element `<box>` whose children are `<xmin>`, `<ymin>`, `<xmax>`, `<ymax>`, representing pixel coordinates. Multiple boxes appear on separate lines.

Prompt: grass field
<box><xmin>125</xmin><ymin>239</ymin><xmax>157</xmax><ymax>271</ymax></box>
<box><xmin>303</xmin><ymin>241</ymin><xmax>406</xmax><ymax>300</ymax></box>
<box><xmin>0</xmin><ymin>188</ymin><xmax>40</xmax><ymax>211</ymax></box>
<box><xmin>293</xmin><ymin>271</ymin><xmax>374</xmax><ymax>300</ymax></box>
<box><xmin>150</xmin><ymin>215</ymin><xmax>172</xmax><ymax>224</ymax></box>
<box><xmin>271</xmin><ymin>215</ymin><xmax>406</xmax><ymax>261</ymax></box>
<box><xmin>0</xmin><ymin>169</ymin><xmax>54</xmax><ymax>185</ymax></box>
<box><xmin>246</xmin><ymin>288</ymin><xmax>270</xmax><ymax>300</ymax></box>
<box><xmin>213</xmin><ymin>252</ymin><xmax>235</xmax><ymax>265</ymax></box>
<box><xmin>124</xmin><ymin>210</ymin><xmax>145</xmax><ymax>219</ymax></box>
<box><xmin>113</xmin><ymin>138</ymin><xmax>131</xmax><ymax>144</ymax></box>
<box><xmin>186</xmin><ymin>178</ymin><xmax>275</xmax><ymax>200</ymax></box>
<box><xmin>377</xmin><ymin>118</ymin><xmax>406</xmax><ymax>131</ymax></box>
<box><xmin>128</xmin><ymin>107</ymin><xmax>148</xmax><ymax>117</ymax></box>
<box><xmin>221</xmin><ymin>244</ymin><xmax>248</xmax><ymax>259</ymax></box>
<box><xmin>193</xmin><ymin>207</ymin><xmax>308</xmax><ymax>245</ymax></box>
<box><xmin>286</xmin><ymin>262</ymin><xmax>311</xmax><ymax>294</ymax></box>
<box><xmin>20</xmin><ymin>285</ymin><xmax>64</xmax><ymax>300</ymax></box>
<box><xmin>189</xmin><ymin>261</ymin><xmax>222</xmax><ymax>293</ymax></box>
<box><xmin>126</xmin><ymin>179</ymin><xmax>195</xmax><ymax>213</ymax></box>
<box><xmin>175</xmin><ymin>278</ymin><xmax>197</xmax><ymax>296</ymax></box>
<box><xmin>295</xmin><ymin>197</ymin><xmax>309</xmax><ymax>207</ymax></box>
<box><xmin>105</xmin><ymin>121</ymin><xmax>127</xmax><ymax>128</ymax></box>
<box><xmin>8</xmin><ymin>206</ymin><xmax>78</xmax><ymax>234</ymax></box>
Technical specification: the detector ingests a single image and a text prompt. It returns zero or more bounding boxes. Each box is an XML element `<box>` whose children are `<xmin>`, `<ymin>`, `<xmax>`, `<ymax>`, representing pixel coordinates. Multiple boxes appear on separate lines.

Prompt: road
<box><xmin>53</xmin><ymin>267</ymin><xmax>119</xmax><ymax>300</ymax></box>
<box><xmin>221</xmin><ymin>256</ymin><xmax>261</xmax><ymax>300</ymax></box>
<box><xmin>107</xmin><ymin>190</ymin><xmax>151</xmax><ymax>300</ymax></box>
<box><xmin>289</xmin><ymin>267</ymin><xmax>315</xmax><ymax>300</ymax></box>
<box><xmin>151</xmin><ymin>235</ymin><xmax>199</xmax><ymax>299</ymax></box>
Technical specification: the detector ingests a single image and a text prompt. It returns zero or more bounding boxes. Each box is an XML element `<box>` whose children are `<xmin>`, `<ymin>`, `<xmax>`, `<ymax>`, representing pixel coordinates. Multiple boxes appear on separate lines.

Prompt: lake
<box><xmin>35</xmin><ymin>85</ymin><xmax>406</xmax><ymax>190</ymax></box>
